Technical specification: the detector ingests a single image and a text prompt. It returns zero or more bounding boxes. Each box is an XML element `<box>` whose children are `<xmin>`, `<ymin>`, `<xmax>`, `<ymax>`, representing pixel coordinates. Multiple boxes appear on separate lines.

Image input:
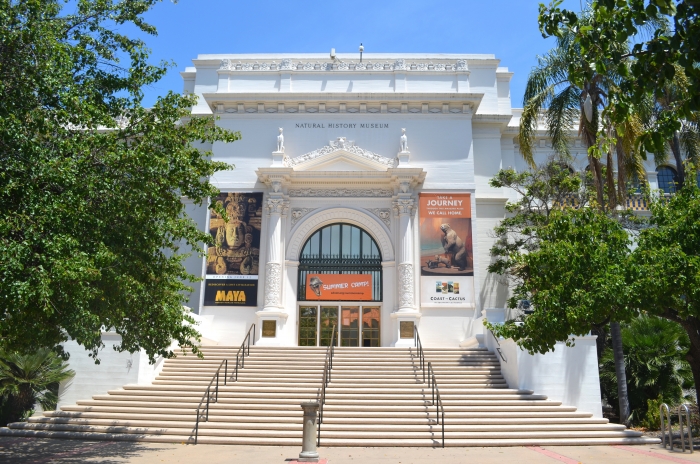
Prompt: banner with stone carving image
<box><xmin>418</xmin><ymin>193</ymin><xmax>475</xmax><ymax>307</ymax></box>
<box><xmin>203</xmin><ymin>192</ymin><xmax>263</xmax><ymax>306</ymax></box>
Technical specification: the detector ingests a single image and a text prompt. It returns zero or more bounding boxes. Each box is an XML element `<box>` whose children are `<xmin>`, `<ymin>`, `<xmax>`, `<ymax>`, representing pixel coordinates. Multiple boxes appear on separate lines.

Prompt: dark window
<box><xmin>298</xmin><ymin>223</ymin><xmax>382</xmax><ymax>301</ymax></box>
<box><xmin>657</xmin><ymin>166</ymin><xmax>678</xmax><ymax>194</ymax></box>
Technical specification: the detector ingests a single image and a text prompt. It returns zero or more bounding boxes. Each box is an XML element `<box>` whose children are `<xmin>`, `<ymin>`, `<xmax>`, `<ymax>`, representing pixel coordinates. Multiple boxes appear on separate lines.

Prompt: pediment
<box><xmin>284</xmin><ymin>138</ymin><xmax>397</xmax><ymax>172</ymax></box>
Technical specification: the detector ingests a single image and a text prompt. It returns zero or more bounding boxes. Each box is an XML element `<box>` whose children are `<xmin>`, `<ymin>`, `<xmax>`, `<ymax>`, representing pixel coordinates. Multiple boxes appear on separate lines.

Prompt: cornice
<box><xmin>202</xmin><ymin>92</ymin><xmax>482</xmax><ymax>103</ymax></box>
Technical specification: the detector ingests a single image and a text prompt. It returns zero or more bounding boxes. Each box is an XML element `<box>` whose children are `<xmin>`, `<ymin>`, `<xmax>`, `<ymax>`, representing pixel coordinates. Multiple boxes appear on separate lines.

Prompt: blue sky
<box><xmin>137</xmin><ymin>0</ymin><xmax>582</xmax><ymax>107</ymax></box>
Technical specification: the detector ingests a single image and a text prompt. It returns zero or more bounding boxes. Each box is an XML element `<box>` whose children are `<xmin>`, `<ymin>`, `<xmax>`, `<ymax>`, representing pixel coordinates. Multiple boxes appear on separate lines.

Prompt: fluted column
<box><xmin>263</xmin><ymin>196</ymin><xmax>288</xmax><ymax>311</ymax></box>
<box><xmin>393</xmin><ymin>198</ymin><xmax>415</xmax><ymax>312</ymax></box>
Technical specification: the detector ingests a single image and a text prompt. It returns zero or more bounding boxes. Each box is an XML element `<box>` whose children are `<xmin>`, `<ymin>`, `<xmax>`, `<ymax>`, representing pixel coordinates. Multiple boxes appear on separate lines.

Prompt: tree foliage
<box><xmin>488</xmin><ymin>162</ymin><xmax>700</xmax><ymax>404</ymax></box>
<box><xmin>0</xmin><ymin>1</ymin><xmax>239</xmax><ymax>361</ymax></box>
<box><xmin>538</xmin><ymin>0</ymin><xmax>700</xmax><ymax>154</ymax></box>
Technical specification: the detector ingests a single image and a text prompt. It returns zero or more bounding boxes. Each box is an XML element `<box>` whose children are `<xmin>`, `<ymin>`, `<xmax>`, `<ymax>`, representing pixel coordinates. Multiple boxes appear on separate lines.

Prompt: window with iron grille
<box><xmin>297</xmin><ymin>223</ymin><xmax>383</xmax><ymax>301</ymax></box>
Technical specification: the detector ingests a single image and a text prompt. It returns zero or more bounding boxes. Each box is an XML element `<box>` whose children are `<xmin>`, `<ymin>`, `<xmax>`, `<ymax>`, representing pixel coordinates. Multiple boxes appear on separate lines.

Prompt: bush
<box><xmin>600</xmin><ymin>315</ymin><xmax>695</xmax><ymax>427</ymax></box>
<box><xmin>0</xmin><ymin>349</ymin><xmax>75</xmax><ymax>426</ymax></box>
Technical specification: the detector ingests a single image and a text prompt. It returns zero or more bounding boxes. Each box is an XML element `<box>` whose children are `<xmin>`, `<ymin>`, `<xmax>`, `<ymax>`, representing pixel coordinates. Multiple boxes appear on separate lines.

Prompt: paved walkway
<box><xmin>0</xmin><ymin>437</ymin><xmax>698</xmax><ymax>463</ymax></box>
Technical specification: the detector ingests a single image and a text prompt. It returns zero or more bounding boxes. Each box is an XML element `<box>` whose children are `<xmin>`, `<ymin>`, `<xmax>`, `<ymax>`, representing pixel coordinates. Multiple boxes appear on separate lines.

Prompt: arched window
<box><xmin>656</xmin><ymin>166</ymin><xmax>678</xmax><ymax>194</ymax></box>
<box><xmin>298</xmin><ymin>223</ymin><xmax>382</xmax><ymax>301</ymax></box>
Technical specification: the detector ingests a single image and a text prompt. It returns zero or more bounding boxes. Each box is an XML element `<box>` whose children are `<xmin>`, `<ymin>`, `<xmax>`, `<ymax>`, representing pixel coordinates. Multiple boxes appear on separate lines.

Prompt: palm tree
<box><xmin>517</xmin><ymin>9</ymin><xmax>651</xmax><ymax>426</ymax></box>
<box><xmin>654</xmin><ymin>67</ymin><xmax>700</xmax><ymax>188</ymax></box>
<box><xmin>0</xmin><ymin>348</ymin><xmax>75</xmax><ymax>426</ymax></box>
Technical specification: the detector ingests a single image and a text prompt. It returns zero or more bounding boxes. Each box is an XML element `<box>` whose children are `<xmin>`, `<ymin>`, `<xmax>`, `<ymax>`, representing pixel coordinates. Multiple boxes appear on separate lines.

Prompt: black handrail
<box><xmin>414</xmin><ymin>325</ymin><xmax>426</xmax><ymax>383</ymax></box>
<box><xmin>194</xmin><ymin>359</ymin><xmax>227</xmax><ymax>445</ymax></box>
<box><xmin>194</xmin><ymin>323</ymin><xmax>255</xmax><ymax>445</ymax></box>
<box><xmin>234</xmin><ymin>323</ymin><xmax>256</xmax><ymax>381</ymax></box>
<box><xmin>488</xmin><ymin>329</ymin><xmax>507</xmax><ymax>362</ymax></box>
<box><xmin>317</xmin><ymin>325</ymin><xmax>336</xmax><ymax>447</ymax></box>
<box><xmin>427</xmin><ymin>362</ymin><xmax>445</xmax><ymax>448</ymax></box>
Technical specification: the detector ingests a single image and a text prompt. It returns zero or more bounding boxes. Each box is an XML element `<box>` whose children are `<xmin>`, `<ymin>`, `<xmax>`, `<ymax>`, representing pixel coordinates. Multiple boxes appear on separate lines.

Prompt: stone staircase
<box><xmin>1</xmin><ymin>346</ymin><xmax>657</xmax><ymax>446</ymax></box>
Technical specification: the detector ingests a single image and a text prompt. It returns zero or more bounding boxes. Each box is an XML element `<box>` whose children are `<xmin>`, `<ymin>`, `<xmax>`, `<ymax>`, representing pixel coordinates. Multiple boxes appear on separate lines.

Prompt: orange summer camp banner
<box><xmin>305</xmin><ymin>274</ymin><xmax>373</xmax><ymax>301</ymax></box>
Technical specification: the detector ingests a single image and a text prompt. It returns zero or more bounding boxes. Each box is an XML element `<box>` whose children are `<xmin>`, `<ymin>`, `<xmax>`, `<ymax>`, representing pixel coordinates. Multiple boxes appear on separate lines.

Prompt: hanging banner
<box><xmin>204</xmin><ymin>192</ymin><xmax>263</xmax><ymax>306</ymax></box>
<box><xmin>419</xmin><ymin>193</ymin><xmax>475</xmax><ymax>307</ymax></box>
<box><xmin>305</xmin><ymin>274</ymin><xmax>373</xmax><ymax>301</ymax></box>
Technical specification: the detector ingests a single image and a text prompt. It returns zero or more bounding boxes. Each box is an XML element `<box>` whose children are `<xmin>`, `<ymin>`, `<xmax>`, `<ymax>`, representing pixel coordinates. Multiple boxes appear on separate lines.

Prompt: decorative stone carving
<box><xmin>398</xmin><ymin>263</ymin><xmax>414</xmax><ymax>308</ymax></box>
<box><xmin>283</xmin><ymin>137</ymin><xmax>398</xmax><ymax>168</ymax></box>
<box><xmin>276</xmin><ymin>128</ymin><xmax>285</xmax><ymax>153</ymax></box>
<box><xmin>288</xmin><ymin>188</ymin><xmax>393</xmax><ymax>197</ymax></box>
<box><xmin>220</xmin><ymin>59</ymin><xmax>468</xmax><ymax>73</ymax></box>
<box><xmin>279</xmin><ymin>59</ymin><xmax>294</xmax><ymax>71</ymax></box>
<box><xmin>393</xmin><ymin>199</ymin><xmax>415</xmax><ymax>215</ymax></box>
<box><xmin>366</xmin><ymin>208</ymin><xmax>391</xmax><ymax>228</ymax></box>
<box><xmin>264</xmin><ymin>262</ymin><xmax>282</xmax><ymax>307</ymax></box>
<box><xmin>291</xmin><ymin>208</ymin><xmax>316</xmax><ymax>225</ymax></box>
<box><xmin>266</xmin><ymin>198</ymin><xmax>289</xmax><ymax>215</ymax></box>
<box><xmin>400</xmin><ymin>128</ymin><xmax>409</xmax><ymax>153</ymax></box>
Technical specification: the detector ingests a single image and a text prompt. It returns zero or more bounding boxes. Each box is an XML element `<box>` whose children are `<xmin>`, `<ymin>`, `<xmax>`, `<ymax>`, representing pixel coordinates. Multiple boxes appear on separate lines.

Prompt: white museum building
<box><xmin>4</xmin><ymin>53</ymin><xmax>666</xmax><ymax>446</ymax></box>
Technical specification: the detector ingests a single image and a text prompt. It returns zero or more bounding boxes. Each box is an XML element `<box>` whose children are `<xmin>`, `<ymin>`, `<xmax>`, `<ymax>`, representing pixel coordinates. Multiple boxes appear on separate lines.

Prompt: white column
<box><xmin>263</xmin><ymin>197</ymin><xmax>288</xmax><ymax>311</ymax></box>
<box><xmin>393</xmin><ymin>198</ymin><xmax>415</xmax><ymax>312</ymax></box>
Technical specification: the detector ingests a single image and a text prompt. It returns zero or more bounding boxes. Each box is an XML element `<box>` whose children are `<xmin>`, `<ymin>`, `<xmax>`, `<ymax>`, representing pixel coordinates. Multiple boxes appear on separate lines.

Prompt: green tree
<box><xmin>0</xmin><ymin>1</ymin><xmax>238</xmax><ymax>361</ymax></box>
<box><xmin>538</xmin><ymin>0</ymin><xmax>700</xmax><ymax>154</ymax></box>
<box><xmin>599</xmin><ymin>315</ymin><xmax>694</xmax><ymax>425</ymax></box>
<box><xmin>632</xmin><ymin>181</ymin><xmax>700</xmax><ymax>403</ymax></box>
<box><xmin>0</xmin><ymin>349</ymin><xmax>75</xmax><ymax>426</ymax></box>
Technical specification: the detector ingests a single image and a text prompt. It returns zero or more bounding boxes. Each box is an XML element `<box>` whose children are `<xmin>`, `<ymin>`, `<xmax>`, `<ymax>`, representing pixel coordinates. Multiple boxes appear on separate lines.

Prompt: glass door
<box><xmin>362</xmin><ymin>306</ymin><xmax>380</xmax><ymax>347</ymax></box>
<box><xmin>340</xmin><ymin>306</ymin><xmax>360</xmax><ymax>347</ymax></box>
<box><xmin>298</xmin><ymin>304</ymin><xmax>379</xmax><ymax>346</ymax></box>
<box><xmin>298</xmin><ymin>306</ymin><xmax>318</xmax><ymax>346</ymax></box>
<box><xmin>320</xmin><ymin>306</ymin><xmax>339</xmax><ymax>346</ymax></box>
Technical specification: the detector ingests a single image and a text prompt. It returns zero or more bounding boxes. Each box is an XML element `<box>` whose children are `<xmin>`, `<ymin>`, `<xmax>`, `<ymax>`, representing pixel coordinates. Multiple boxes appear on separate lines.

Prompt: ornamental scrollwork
<box><xmin>291</xmin><ymin>208</ymin><xmax>316</xmax><ymax>225</ymax></box>
<box><xmin>288</xmin><ymin>188</ymin><xmax>393</xmax><ymax>198</ymax></box>
<box><xmin>263</xmin><ymin>262</ymin><xmax>282</xmax><ymax>307</ymax></box>
<box><xmin>366</xmin><ymin>208</ymin><xmax>391</xmax><ymax>228</ymax></box>
<box><xmin>283</xmin><ymin>137</ymin><xmax>397</xmax><ymax>168</ymax></box>
<box><xmin>398</xmin><ymin>263</ymin><xmax>414</xmax><ymax>308</ymax></box>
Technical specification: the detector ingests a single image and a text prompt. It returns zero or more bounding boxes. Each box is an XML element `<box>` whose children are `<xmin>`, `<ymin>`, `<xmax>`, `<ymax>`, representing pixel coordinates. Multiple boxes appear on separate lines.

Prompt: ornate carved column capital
<box><xmin>266</xmin><ymin>198</ymin><xmax>289</xmax><ymax>215</ymax></box>
<box><xmin>392</xmin><ymin>198</ymin><xmax>415</xmax><ymax>216</ymax></box>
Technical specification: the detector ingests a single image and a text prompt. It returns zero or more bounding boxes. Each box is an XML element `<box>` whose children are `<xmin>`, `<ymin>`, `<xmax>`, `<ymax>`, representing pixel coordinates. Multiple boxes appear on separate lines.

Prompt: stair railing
<box><xmin>193</xmin><ymin>323</ymin><xmax>255</xmax><ymax>445</ymax></box>
<box><xmin>414</xmin><ymin>325</ymin><xmax>426</xmax><ymax>383</ymax></box>
<box><xmin>660</xmin><ymin>403</ymin><xmax>673</xmax><ymax>450</ymax></box>
<box><xmin>488</xmin><ymin>329</ymin><xmax>507</xmax><ymax>362</ymax></box>
<box><xmin>679</xmin><ymin>404</ymin><xmax>694</xmax><ymax>453</ymax></box>
<box><xmin>234</xmin><ymin>323</ymin><xmax>256</xmax><ymax>381</ymax></box>
<box><xmin>427</xmin><ymin>362</ymin><xmax>445</xmax><ymax>448</ymax></box>
<box><xmin>194</xmin><ymin>359</ymin><xmax>227</xmax><ymax>445</ymax></box>
<box><xmin>317</xmin><ymin>324</ymin><xmax>336</xmax><ymax>447</ymax></box>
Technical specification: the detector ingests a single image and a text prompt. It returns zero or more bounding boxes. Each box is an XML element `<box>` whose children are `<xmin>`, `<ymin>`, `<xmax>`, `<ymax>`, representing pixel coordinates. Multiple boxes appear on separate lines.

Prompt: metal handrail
<box><xmin>194</xmin><ymin>359</ymin><xmax>227</xmax><ymax>445</ymax></box>
<box><xmin>660</xmin><ymin>403</ymin><xmax>673</xmax><ymax>450</ymax></box>
<box><xmin>427</xmin><ymin>362</ymin><xmax>445</xmax><ymax>448</ymax></box>
<box><xmin>414</xmin><ymin>325</ymin><xmax>425</xmax><ymax>383</ymax></box>
<box><xmin>317</xmin><ymin>325</ymin><xmax>336</xmax><ymax>447</ymax></box>
<box><xmin>488</xmin><ymin>329</ymin><xmax>507</xmax><ymax>362</ymax></box>
<box><xmin>234</xmin><ymin>323</ymin><xmax>256</xmax><ymax>381</ymax></box>
<box><xmin>679</xmin><ymin>404</ymin><xmax>694</xmax><ymax>453</ymax></box>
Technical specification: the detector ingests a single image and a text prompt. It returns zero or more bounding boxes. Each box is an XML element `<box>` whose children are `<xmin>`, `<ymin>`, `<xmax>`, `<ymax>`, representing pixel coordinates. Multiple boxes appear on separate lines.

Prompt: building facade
<box><xmin>179</xmin><ymin>53</ymin><xmax>515</xmax><ymax>348</ymax></box>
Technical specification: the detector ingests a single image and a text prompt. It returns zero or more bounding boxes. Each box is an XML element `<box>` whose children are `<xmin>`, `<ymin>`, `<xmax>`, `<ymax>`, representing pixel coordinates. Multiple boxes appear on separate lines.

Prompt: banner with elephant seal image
<box><xmin>418</xmin><ymin>193</ymin><xmax>475</xmax><ymax>307</ymax></box>
<box><xmin>203</xmin><ymin>192</ymin><xmax>263</xmax><ymax>306</ymax></box>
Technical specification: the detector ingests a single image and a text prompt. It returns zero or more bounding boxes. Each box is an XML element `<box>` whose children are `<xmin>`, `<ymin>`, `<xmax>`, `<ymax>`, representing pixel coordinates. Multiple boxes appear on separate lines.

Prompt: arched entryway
<box><xmin>297</xmin><ymin>223</ymin><xmax>382</xmax><ymax>347</ymax></box>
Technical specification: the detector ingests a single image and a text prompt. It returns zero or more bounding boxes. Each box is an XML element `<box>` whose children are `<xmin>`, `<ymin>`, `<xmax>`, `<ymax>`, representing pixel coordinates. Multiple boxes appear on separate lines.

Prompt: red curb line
<box><xmin>527</xmin><ymin>446</ymin><xmax>581</xmax><ymax>464</ymax></box>
<box><xmin>614</xmin><ymin>445</ymin><xmax>698</xmax><ymax>464</ymax></box>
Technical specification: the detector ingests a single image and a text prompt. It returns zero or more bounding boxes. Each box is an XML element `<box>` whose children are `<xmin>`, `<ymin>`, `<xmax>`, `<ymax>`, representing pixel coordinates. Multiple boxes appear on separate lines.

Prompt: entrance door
<box><xmin>298</xmin><ymin>304</ymin><xmax>380</xmax><ymax>346</ymax></box>
<box><xmin>340</xmin><ymin>306</ymin><xmax>359</xmax><ymax>347</ymax></box>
